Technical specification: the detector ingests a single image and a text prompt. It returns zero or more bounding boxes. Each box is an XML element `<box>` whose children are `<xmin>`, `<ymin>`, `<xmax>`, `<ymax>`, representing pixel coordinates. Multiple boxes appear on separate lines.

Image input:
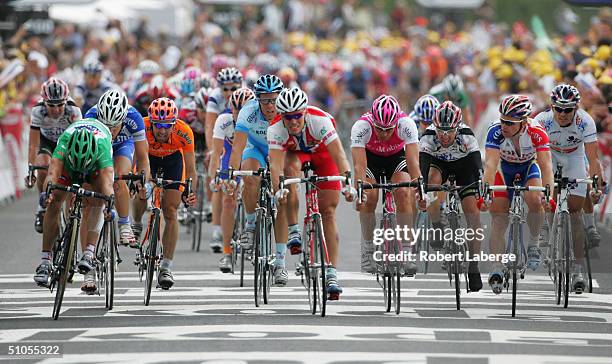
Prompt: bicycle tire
<box><xmin>585</xmin><ymin>237</ymin><xmax>593</xmax><ymax>293</ymax></box>
<box><xmin>510</xmin><ymin>221</ymin><xmax>520</xmax><ymax>317</ymax></box>
<box><xmin>253</xmin><ymin>209</ymin><xmax>264</xmax><ymax>307</ymax></box>
<box><xmin>262</xmin><ymin>214</ymin><xmax>271</xmax><ymax>305</ymax></box>
<box><xmin>106</xmin><ymin>219</ymin><xmax>117</xmax><ymax>310</ymax></box>
<box><xmin>144</xmin><ymin>211</ymin><xmax>160</xmax><ymax>306</ymax></box>
<box><xmin>313</xmin><ymin>214</ymin><xmax>327</xmax><ymax>317</ymax></box>
<box><xmin>415</xmin><ymin>212</ymin><xmax>430</xmax><ymax>274</ymax></box>
<box><xmin>395</xmin><ymin>270</ymin><xmax>401</xmax><ymax>314</ymax></box>
<box><xmin>52</xmin><ymin>218</ymin><xmax>78</xmax><ymax>320</ymax></box>
<box><xmin>449</xmin><ymin>215</ymin><xmax>461</xmax><ymax>311</ymax></box>
<box><xmin>562</xmin><ymin>213</ymin><xmax>571</xmax><ymax>308</ymax></box>
<box><xmin>383</xmin><ymin>273</ymin><xmax>391</xmax><ymax>312</ymax></box>
<box><xmin>264</xmin><ymin>214</ymin><xmax>274</xmax><ymax>304</ymax></box>
<box><xmin>195</xmin><ymin>177</ymin><xmax>205</xmax><ymax>252</ymax></box>
<box><xmin>512</xmin><ymin>270</ymin><xmax>518</xmax><ymax>317</ymax></box>
<box><xmin>550</xmin><ymin>215</ymin><xmax>561</xmax><ymax>305</ymax></box>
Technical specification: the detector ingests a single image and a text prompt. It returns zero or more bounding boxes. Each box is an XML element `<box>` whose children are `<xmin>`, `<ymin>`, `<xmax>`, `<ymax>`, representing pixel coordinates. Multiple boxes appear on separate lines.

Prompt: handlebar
<box><xmin>25</xmin><ymin>164</ymin><xmax>49</xmax><ymax>188</ymax></box>
<box><xmin>46</xmin><ymin>183</ymin><xmax>114</xmax><ymax>208</ymax></box>
<box><xmin>356</xmin><ymin>177</ymin><xmax>424</xmax><ymax>204</ymax></box>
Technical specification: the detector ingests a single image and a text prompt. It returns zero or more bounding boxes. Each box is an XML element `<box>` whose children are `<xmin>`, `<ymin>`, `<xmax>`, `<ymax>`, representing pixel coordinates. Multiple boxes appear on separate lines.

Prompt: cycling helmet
<box><xmin>245</xmin><ymin>69</ymin><xmax>260</xmax><ymax>91</ymax></box>
<box><xmin>434</xmin><ymin>101</ymin><xmax>462</xmax><ymax>129</ymax></box>
<box><xmin>138</xmin><ymin>60</ymin><xmax>160</xmax><ymax>75</ymax></box>
<box><xmin>200</xmin><ymin>72</ymin><xmax>214</xmax><ymax>89</ymax></box>
<box><xmin>276</xmin><ymin>87</ymin><xmax>308</xmax><ymax>114</ymax></box>
<box><xmin>216</xmin><ymin>67</ymin><xmax>243</xmax><ymax>85</ymax></box>
<box><xmin>148</xmin><ymin>75</ymin><xmax>168</xmax><ymax>99</ymax></box>
<box><xmin>180</xmin><ymin>66</ymin><xmax>202</xmax><ymax>95</ymax></box>
<box><xmin>195</xmin><ymin>86</ymin><xmax>209</xmax><ymax>110</ymax></box>
<box><xmin>413</xmin><ymin>94</ymin><xmax>440</xmax><ymax>125</ymax></box>
<box><xmin>499</xmin><ymin>94</ymin><xmax>532</xmax><ymax>119</ymax></box>
<box><xmin>148</xmin><ymin>97</ymin><xmax>178</xmax><ymax>122</ymax></box>
<box><xmin>41</xmin><ymin>77</ymin><xmax>69</xmax><ymax>102</ymax></box>
<box><xmin>65</xmin><ymin>125</ymin><xmax>98</xmax><ymax>173</ymax></box>
<box><xmin>97</xmin><ymin>90</ymin><xmax>128</xmax><ymax>127</ymax></box>
<box><xmin>253</xmin><ymin>74</ymin><xmax>284</xmax><ymax>96</ymax></box>
<box><xmin>550</xmin><ymin>83</ymin><xmax>581</xmax><ymax>107</ymax></box>
<box><xmin>371</xmin><ymin>94</ymin><xmax>401</xmax><ymax>129</ymax></box>
<box><xmin>211</xmin><ymin>55</ymin><xmax>229</xmax><ymax>72</ymax></box>
<box><xmin>443</xmin><ymin>74</ymin><xmax>464</xmax><ymax>99</ymax></box>
<box><xmin>230</xmin><ymin>87</ymin><xmax>256</xmax><ymax>111</ymax></box>
<box><xmin>83</xmin><ymin>60</ymin><xmax>103</xmax><ymax>74</ymax></box>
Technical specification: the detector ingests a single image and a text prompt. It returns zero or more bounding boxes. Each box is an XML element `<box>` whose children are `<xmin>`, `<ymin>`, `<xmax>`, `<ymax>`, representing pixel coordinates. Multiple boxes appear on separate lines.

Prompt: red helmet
<box><xmin>148</xmin><ymin>97</ymin><xmax>178</xmax><ymax>122</ymax></box>
<box><xmin>499</xmin><ymin>94</ymin><xmax>532</xmax><ymax>119</ymax></box>
<box><xmin>434</xmin><ymin>101</ymin><xmax>462</xmax><ymax>129</ymax></box>
<box><xmin>41</xmin><ymin>77</ymin><xmax>69</xmax><ymax>102</ymax></box>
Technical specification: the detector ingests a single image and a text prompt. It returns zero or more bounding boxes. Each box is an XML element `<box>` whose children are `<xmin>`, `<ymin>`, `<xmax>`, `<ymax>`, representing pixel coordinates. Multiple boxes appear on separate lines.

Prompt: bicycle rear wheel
<box><xmin>52</xmin><ymin>219</ymin><xmax>78</xmax><ymax>320</ymax></box>
<box><xmin>313</xmin><ymin>214</ymin><xmax>327</xmax><ymax>317</ymax></box>
<box><xmin>585</xmin><ymin>238</ymin><xmax>593</xmax><ymax>293</ymax></box>
<box><xmin>144</xmin><ymin>211</ymin><xmax>160</xmax><ymax>306</ymax></box>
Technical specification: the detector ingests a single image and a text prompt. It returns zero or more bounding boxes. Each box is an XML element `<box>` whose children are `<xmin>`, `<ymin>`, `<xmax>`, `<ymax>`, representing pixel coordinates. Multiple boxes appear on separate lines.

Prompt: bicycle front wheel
<box><xmin>313</xmin><ymin>214</ymin><xmax>327</xmax><ymax>317</ymax></box>
<box><xmin>253</xmin><ymin>210</ymin><xmax>264</xmax><ymax>307</ymax></box>
<box><xmin>561</xmin><ymin>213</ymin><xmax>571</xmax><ymax>308</ymax></box>
<box><xmin>510</xmin><ymin>222</ymin><xmax>521</xmax><ymax>317</ymax></box>
<box><xmin>105</xmin><ymin>219</ymin><xmax>117</xmax><ymax>310</ymax></box>
<box><xmin>52</xmin><ymin>219</ymin><xmax>78</xmax><ymax>320</ymax></box>
<box><xmin>144</xmin><ymin>211</ymin><xmax>160</xmax><ymax>306</ymax></box>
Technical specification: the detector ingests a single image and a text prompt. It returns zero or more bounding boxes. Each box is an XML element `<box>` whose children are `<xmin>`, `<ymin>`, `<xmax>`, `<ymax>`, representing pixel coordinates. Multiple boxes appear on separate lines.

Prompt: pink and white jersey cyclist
<box><xmin>350</xmin><ymin>94</ymin><xmax>422</xmax><ymax>276</ymax></box>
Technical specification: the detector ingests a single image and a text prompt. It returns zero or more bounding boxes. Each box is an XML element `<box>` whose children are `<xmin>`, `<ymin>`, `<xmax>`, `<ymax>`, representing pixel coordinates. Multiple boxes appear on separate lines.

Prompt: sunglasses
<box><xmin>152</xmin><ymin>122</ymin><xmax>175</xmax><ymax>129</ymax></box>
<box><xmin>259</xmin><ymin>98</ymin><xmax>277</xmax><ymax>105</ymax></box>
<box><xmin>500</xmin><ymin>118</ymin><xmax>522</xmax><ymax>126</ymax></box>
<box><xmin>435</xmin><ymin>127</ymin><xmax>456</xmax><ymax>136</ymax></box>
<box><xmin>374</xmin><ymin>125</ymin><xmax>395</xmax><ymax>132</ymax></box>
<box><xmin>553</xmin><ymin>106</ymin><xmax>575</xmax><ymax>114</ymax></box>
<box><xmin>223</xmin><ymin>86</ymin><xmax>239</xmax><ymax>92</ymax></box>
<box><xmin>45</xmin><ymin>102</ymin><xmax>65</xmax><ymax>108</ymax></box>
<box><xmin>282</xmin><ymin>112</ymin><xmax>304</xmax><ymax>121</ymax></box>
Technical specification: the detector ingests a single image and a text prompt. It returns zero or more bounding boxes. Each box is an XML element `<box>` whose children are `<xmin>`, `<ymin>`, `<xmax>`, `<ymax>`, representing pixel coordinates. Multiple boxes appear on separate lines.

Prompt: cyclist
<box><xmin>127</xmin><ymin>59</ymin><xmax>160</xmax><ymax>101</ymax></box>
<box><xmin>206</xmin><ymin>67</ymin><xmax>243</xmax><ymax>253</ymax></box>
<box><xmin>33</xmin><ymin>118</ymin><xmax>114</xmax><ymax>292</ymax></box>
<box><xmin>410</xmin><ymin>94</ymin><xmax>440</xmax><ymax>137</ymax></box>
<box><xmin>27</xmin><ymin>78</ymin><xmax>82</xmax><ymax>233</ymax></box>
<box><xmin>227</xmin><ymin>74</ymin><xmax>284</xmax><ymax>274</ymax></box>
<box><xmin>84</xmin><ymin>90</ymin><xmax>150</xmax><ymax>247</ymax></box>
<box><xmin>269</xmin><ymin>87</ymin><xmax>356</xmax><ymax>298</ymax></box>
<box><xmin>209</xmin><ymin>87</ymin><xmax>256</xmax><ymax>272</ymax></box>
<box><xmin>481</xmin><ymin>94</ymin><xmax>554</xmax><ymax>294</ymax></box>
<box><xmin>419</xmin><ymin>101</ymin><xmax>484</xmax><ymax>292</ymax></box>
<box><xmin>534</xmin><ymin>84</ymin><xmax>603</xmax><ymax>292</ymax></box>
<box><xmin>132</xmin><ymin>97</ymin><xmax>197</xmax><ymax>289</ymax></box>
<box><xmin>350</xmin><ymin>94</ymin><xmax>422</xmax><ymax>276</ymax></box>
<box><xmin>429</xmin><ymin>74</ymin><xmax>472</xmax><ymax>126</ymax></box>
<box><xmin>133</xmin><ymin>75</ymin><xmax>179</xmax><ymax>117</ymax></box>
<box><xmin>73</xmin><ymin>60</ymin><xmax>118</xmax><ymax>113</ymax></box>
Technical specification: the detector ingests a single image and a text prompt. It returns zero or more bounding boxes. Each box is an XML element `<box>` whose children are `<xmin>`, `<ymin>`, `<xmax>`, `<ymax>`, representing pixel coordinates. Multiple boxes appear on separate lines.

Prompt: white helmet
<box><xmin>97</xmin><ymin>90</ymin><xmax>129</xmax><ymax>127</ymax></box>
<box><xmin>275</xmin><ymin>87</ymin><xmax>308</xmax><ymax>114</ymax></box>
<box><xmin>138</xmin><ymin>60</ymin><xmax>160</xmax><ymax>75</ymax></box>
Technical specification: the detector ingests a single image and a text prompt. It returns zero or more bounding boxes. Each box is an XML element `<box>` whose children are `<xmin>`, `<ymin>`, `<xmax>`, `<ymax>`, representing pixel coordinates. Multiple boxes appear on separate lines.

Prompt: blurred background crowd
<box><xmin>0</xmin><ymin>0</ymin><xmax>610</xmax><ymax>203</ymax></box>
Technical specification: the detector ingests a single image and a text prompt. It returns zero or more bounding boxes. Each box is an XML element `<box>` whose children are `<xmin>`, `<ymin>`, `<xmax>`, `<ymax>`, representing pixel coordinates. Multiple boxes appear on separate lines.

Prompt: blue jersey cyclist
<box><xmin>410</xmin><ymin>94</ymin><xmax>440</xmax><ymax>138</ymax></box>
<box><xmin>84</xmin><ymin>90</ymin><xmax>151</xmax><ymax>248</ymax></box>
<box><xmin>227</xmin><ymin>74</ymin><xmax>291</xmax><ymax>286</ymax></box>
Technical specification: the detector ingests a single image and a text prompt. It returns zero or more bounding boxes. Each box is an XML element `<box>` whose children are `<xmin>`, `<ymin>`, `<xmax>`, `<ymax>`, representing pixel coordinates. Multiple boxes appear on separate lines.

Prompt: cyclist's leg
<box><xmin>390</xmin><ymin>169</ymin><xmax>416</xmax><ymax>275</ymax></box>
<box><xmin>131</xmin><ymin>155</ymin><xmax>153</xmax><ymax>245</ymax></box>
<box><xmin>238</xmin><ymin>150</ymin><xmax>262</xmax><ymax>249</ymax></box>
<box><xmin>283</xmin><ymin>152</ymin><xmax>303</xmax><ymax>254</ymax></box>
<box><xmin>564</xmin><ymin>155</ymin><xmax>589</xmax><ymax>290</ymax></box>
<box><xmin>35</xmin><ymin>182</ymin><xmax>68</xmax><ymax>285</ymax></box>
<box><xmin>524</xmin><ymin>162</ymin><xmax>545</xmax><ymax>269</ymax></box>
<box><xmin>420</xmin><ymin>153</ymin><xmax>448</xmax><ymax>246</ymax></box>
<box><xmin>160</xmin><ymin>189</ymin><xmax>181</xmax><ymax>288</ymax></box>
<box><xmin>489</xmin><ymin>168</ymin><xmax>510</xmax><ymax>291</ymax></box>
<box><xmin>33</xmin><ymin>147</ymin><xmax>52</xmax><ymax>232</ymax></box>
<box><xmin>218</xmin><ymin>163</ymin><xmax>237</xmax><ymax>272</ymax></box>
<box><xmin>360</xmin><ymin>151</ymin><xmax>382</xmax><ymax>272</ymax></box>
<box><xmin>113</xmin><ymin>141</ymin><xmax>136</xmax><ymax>246</ymax></box>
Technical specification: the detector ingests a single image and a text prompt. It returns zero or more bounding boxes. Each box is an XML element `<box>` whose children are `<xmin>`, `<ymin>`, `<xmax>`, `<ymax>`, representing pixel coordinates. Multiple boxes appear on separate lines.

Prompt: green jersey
<box><xmin>429</xmin><ymin>82</ymin><xmax>470</xmax><ymax>109</ymax></box>
<box><xmin>52</xmin><ymin>119</ymin><xmax>113</xmax><ymax>181</ymax></box>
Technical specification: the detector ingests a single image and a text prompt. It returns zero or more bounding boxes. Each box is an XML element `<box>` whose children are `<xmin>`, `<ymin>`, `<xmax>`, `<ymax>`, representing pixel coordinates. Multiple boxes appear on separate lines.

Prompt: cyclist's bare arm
<box><xmin>403</xmin><ymin>143</ymin><xmax>422</xmax><ymax>180</ymax></box>
<box><xmin>483</xmin><ymin>148</ymin><xmax>501</xmax><ymax>186</ymax></box>
<box><xmin>208</xmin><ymin>138</ymin><xmax>224</xmax><ymax>178</ymax></box>
<box><xmin>326</xmin><ymin>138</ymin><xmax>351</xmax><ymax>176</ymax></box>
<box><xmin>28</xmin><ymin>128</ymin><xmax>40</xmax><ymax>165</ymax></box>
<box><xmin>205</xmin><ymin>112</ymin><xmax>217</xmax><ymax>152</ymax></box>
<box><xmin>585</xmin><ymin>141</ymin><xmax>603</xmax><ymax>187</ymax></box>
<box><xmin>269</xmin><ymin>148</ymin><xmax>286</xmax><ymax>194</ymax></box>
<box><xmin>134</xmin><ymin>139</ymin><xmax>151</xmax><ymax>179</ymax></box>
<box><xmin>351</xmin><ymin>147</ymin><xmax>367</xmax><ymax>186</ymax></box>
<box><xmin>536</xmin><ymin>149</ymin><xmax>554</xmax><ymax>190</ymax></box>
<box><xmin>183</xmin><ymin>151</ymin><xmax>198</xmax><ymax>188</ymax></box>
<box><xmin>229</xmin><ymin>131</ymin><xmax>248</xmax><ymax>171</ymax></box>
<box><xmin>98</xmin><ymin>166</ymin><xmax>115</xmax><ymax>197</ymax></box>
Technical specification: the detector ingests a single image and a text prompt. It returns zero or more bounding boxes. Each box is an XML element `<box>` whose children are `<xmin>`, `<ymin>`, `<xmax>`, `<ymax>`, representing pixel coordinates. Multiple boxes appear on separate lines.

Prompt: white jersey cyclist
<box><xmin>30</xmin><ymin>98</ymin><xmax>82</xmax><ymax>143</ymax></box>
<box><xmin>420</xmin><ymin>122</ymin><xmax>480</xmax><ymax>162</ymax></box>
<box><xmin>268</xmin><ymin>105</ymin><xmax>338</xmax><ymax>152</ymax></box>
<box><xmin>213</xmin><ymin>112</ymin><xmax>235</xmax><ymax>144</ymax></box>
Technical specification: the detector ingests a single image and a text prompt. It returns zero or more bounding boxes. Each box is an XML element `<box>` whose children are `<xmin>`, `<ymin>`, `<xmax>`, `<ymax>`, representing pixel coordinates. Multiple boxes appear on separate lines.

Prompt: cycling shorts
<box><xmin>242</xmin><ymin>144</ymin><xmax>267</xmax><ymax>169</ymax></box>
<box><xmin>112</xmin><ymin>139</ymin><xmax>135</xmax><ymax>163</ymax></box>
<box><xmin>494</xmin><ymin>159</ymin><xmax>541</xmax><ymax>200</ymax></box>
<box><xmin>365</xmin><ymin>150</ymin><xmax>408</xmax><ymax>183</ymax></box>
<box><xmin>293</xmin><ymin>150</ymin><xmax>341</xmax><ymax>191</ymax></box>
<box><xmin>551</xmin><ymin>151</ymin><xmax>587</xmax><ymax>197</ymax></box>
<box><xmin>149</xmin><ymin>151</ymin><xmax>184</xmax><ymax>191</ymax></box>
<box><xmin>420</xmin><ymin>151</ymin><xmax>482</xmax><ymax>200</ymax></box>
<box><xmin>39</xmin><ymin>135</ymin><xmax>57</xmax><ymax>156</ymax></box>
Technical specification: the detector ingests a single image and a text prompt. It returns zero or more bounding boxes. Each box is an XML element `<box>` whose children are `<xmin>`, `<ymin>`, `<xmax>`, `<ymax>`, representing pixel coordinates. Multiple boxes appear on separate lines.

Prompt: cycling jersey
<box><xmin>419</xmin><ymin>123</ymin><xmax>480</xmax><ymax>162</ymax></box>
<box><xmin>268</xmin><ymin>106</ymin><xmax>338</xmax><ymax>153</ymax></box>
<box><xmin>73</xmin><ymin>81</ymin><xmax>117</xmax><ymax>112</ymax></box>
<box><xmin>144</xmin><ymin>117</ymin><xmax>194</xmax><ymax>158</ymax></box>
<box><xmin>485</xmin><ymin>120</ymin><xmax>549</xmax><ymax>164</ymax></box>
<box><xmin>132</xmin><ymin>84</ymin><xmax>179</xmax><ymax>117</ymax></box>
<box><xmin>235</xmin><ymin>99</ymin><xmax>269</xmax><ymax>167</ymax></box>
<box><xmin>30</xmin><ymin>99</ymin><xmax>82</xmax><ymax>142</ymax></box>
<box><xmin>84</xmin><ymin>105</ymin><xmax>146</xmax><ymax>146</ymax></box>
<box><xmin>213</xmin><ymin>112</ymin><xmax>235</xmax><ymax>145</ymax></box>
<box><xmin>534</xmin><ymin>108</ymin><xmax>597</xmax><ymax>155</ymax></box>
<box><xmin>179</xmin><ymin>96</ymin><xmax>204</xmax><ymax>134</ymax></box>
<box><xmin>350</xmin><ymin>112</ymin><xmax>418</xmax><ymax>156</ymax></box>
<box><xmin>206</xmin><ymin>87</ymin><xmax>229</xmax><ymax>115</ymax></box>
<box><xmin>429</xmin><ymin>82</ymin><xmax>470</xmax><ymax>109</ymax></box>
<box><xmin>52</xmin><ymin>119</ymin><xmax>113</xmax><ymax>181</ymax></box>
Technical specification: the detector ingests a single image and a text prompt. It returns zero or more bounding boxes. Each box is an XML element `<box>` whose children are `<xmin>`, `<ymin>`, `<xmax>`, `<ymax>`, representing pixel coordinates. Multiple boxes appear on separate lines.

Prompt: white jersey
<box><xmin>212</xmin><ymin>113</ymin><xmax>235</xmax><ymax>143</ymax></box>
<box><xmin>419</xmin><ymin>123</ymin><xmax>480</xmax><ymax>162</ymax></box>
<box><xmin>30</xmin><ymin>98</ymin><xmax>82</xmax><ymax>142</ymax></box>
<box><xmin>267</xmin><ymin>106</ymin><xmax>338</xmax><ymax>152</ymax></box>
<box><xmin>350</xmin><ymin>113</ymin><xmax>418</xmax><ymax>156</ymax></box>
<box><xmin>534</xmin><ymin>108</ymin><xmax>597</xmax><ymax>155</ymax></box>
<box><xmin>206</xmin><ymin>87</ymin><xmax>229</xmax><ymax>114</ymax></box>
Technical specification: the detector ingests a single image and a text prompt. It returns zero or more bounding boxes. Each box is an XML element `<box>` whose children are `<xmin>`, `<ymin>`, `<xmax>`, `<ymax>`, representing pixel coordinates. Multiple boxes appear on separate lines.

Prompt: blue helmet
<box><xmin>253</xmin><ymin>74</ymin><xmax>284</xmax><ymax>96</ymax></box>
<box><xmin>413</xmin><ymin>94</ymin><xmax>440</xmax><ymax>125</ymax></box>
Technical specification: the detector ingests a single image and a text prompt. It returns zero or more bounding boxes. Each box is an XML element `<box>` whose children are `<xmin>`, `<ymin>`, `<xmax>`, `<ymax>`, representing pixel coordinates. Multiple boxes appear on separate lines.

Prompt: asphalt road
<box><xmin>1</xmin><ymin>192</ymin><xmax>612</xmax><ymax>364</ymax></box>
